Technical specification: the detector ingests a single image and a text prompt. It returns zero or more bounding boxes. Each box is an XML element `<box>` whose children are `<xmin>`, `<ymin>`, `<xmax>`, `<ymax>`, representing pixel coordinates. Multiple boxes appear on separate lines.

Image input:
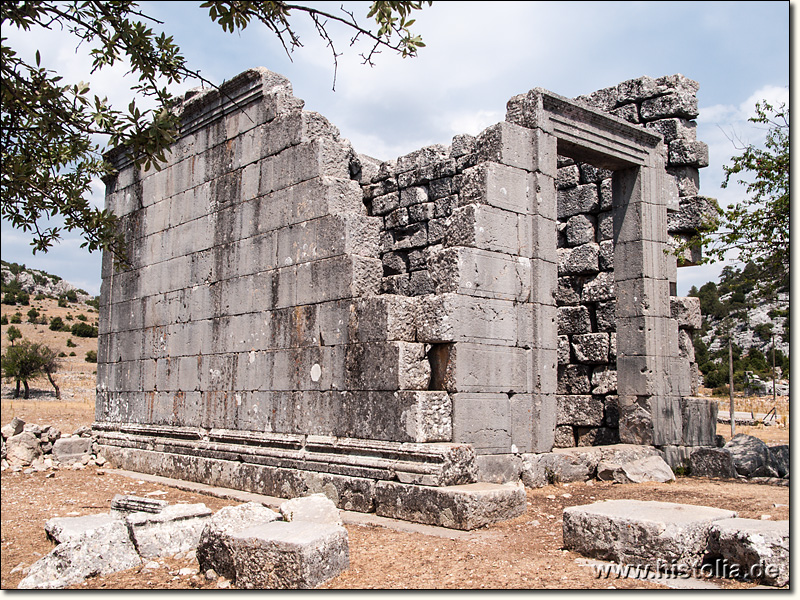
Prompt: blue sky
<box><xmin>1</xmin><ymin>1</ymin><xmax>790</xmax><ymax>296</ymax></box>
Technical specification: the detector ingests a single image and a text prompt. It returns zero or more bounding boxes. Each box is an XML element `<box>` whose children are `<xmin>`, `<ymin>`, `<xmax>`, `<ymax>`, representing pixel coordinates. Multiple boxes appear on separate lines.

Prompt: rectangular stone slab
<box><xmin>375</xmin><ymin>481</ymin><xmax>525</xmax><ymax>530</ymax></box>
<box><xmin>227</xmin><ymin>521</ymin><xmax>349</xmax><ymax>589</ymax></box>
<box><xmin>563</xmin><ymin>499</ymin><xmax>736</xmax><ymax>570</ymax></box>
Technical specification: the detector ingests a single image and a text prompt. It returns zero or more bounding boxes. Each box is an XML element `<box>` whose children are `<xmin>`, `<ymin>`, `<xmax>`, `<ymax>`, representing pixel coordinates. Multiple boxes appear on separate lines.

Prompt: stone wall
<box><xmin>94</xmin><ymin>68</ymin><xmax>717</xmax><ymax>516</ymax></box>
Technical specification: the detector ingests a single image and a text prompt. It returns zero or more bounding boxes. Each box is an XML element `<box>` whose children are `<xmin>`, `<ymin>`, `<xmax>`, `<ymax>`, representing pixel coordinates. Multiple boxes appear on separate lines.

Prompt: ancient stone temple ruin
<box><xmin>94</xmin><ymin>68</ymin><xmax>718</xmax><ymax>528</ymax></box>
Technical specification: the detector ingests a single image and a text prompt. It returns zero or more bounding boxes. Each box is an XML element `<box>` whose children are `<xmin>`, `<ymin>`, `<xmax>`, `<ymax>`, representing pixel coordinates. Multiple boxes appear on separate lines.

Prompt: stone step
<box><xmin>375</xmin><ymin>481</ymin><xmax>525</xmax><ymax>530</ymax></box>
<box><xmin>563</xmin><ymin>499</ymin><xmax>736</xmax><ymax>570</ymax></box>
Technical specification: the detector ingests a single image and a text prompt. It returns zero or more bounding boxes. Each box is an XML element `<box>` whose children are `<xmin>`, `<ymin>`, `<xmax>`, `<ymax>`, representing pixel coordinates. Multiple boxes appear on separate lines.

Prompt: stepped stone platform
<box><xmin>563</xmin><ymin>499</ymin><xmax>736</xmax><ymax>570</ymax></box>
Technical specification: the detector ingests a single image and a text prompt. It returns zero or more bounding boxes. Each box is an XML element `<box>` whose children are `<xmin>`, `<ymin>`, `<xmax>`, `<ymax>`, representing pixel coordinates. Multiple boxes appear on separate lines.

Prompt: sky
<box><xmin>1</xmin><ymin>1</ymin><xmax>791</xmax><ymax>296</ymax></box>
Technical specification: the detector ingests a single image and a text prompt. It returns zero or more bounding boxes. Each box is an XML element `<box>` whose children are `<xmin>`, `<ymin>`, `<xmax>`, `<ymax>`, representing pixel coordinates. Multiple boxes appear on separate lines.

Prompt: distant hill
<box><xmin>0</xmin><ymin>260</ymin><xmax>96</xmax><ymax>305</ymax></box>
<box><xmin>688</xmin><ymin>262</ymin><xmax>789</xmax><ymax>393</ymax></box>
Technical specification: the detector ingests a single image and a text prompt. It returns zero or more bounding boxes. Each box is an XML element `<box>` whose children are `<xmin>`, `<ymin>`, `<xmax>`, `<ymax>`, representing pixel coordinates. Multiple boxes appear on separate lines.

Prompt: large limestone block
<box><xmin>45</xmin><ymin>512</ymin><xmax>122</xmax><ymax>544</ymax></box>
<box><xmin>563</xmin><ymin>500</ymin><xmax>736</xmax><ymax>570</ymax></box>
<box><xmin>5</xmin><ymin>431</ymin><xmax>41</xmax><ymax>466</ymax></box>
<box><xmin>52</xmin><ymin>436</ymin><xmax>92</xmax><ymax>464</ymax></box>
<box><xmin>126</xmin><ymin>503</ymin><xmax>213</xmax><ymax>558</ymax></box>
<box><xmin>689</xmin><ymin>447</ymin><xmax>737</xmax><ymax>479</ymax></box>
<box><xmin>375</xmin><ymin>481</ymin><xmax>525</xmax><ymax>530</ymax></box>
<box><xmin>596</xmin><ymin>454</ymin><xmax>675</xmax><ymax>484</ymax></box>
<box><xmin>197</xmin><ymin>502</ymin><xmax>281</xmax><ymax>581</ymax></box>
<box><xmin>18</xmin><ymin>518</ymin><xmax>141</xmax><ymax>589</ymax></box>
<box><xmin>708</xmin><ymin>518</ymin><xmax>789</xmax><ymax>587</ymax></box>
<box><xmin>723</xmin><ymin>434</ymin><xmax>780</xmax><ymax>478</ymax></box>
<box><xmin>280</xmin><ymin>493</ymin><xmax>342</xmax><ymax>526</ymax></box>
<box><xmin>226</xmin><ymin>521</ymin><xmax>349</xmax><ymax>589</ymax></box>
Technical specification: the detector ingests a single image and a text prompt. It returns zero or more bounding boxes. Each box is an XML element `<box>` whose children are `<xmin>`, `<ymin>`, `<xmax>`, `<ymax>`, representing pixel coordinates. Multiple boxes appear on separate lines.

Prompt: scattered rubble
<box><xmin>17</xmin><ymin>493</ymin><xmax>349</xmax><ymax>589</ymax></box>
<box><xmin>1</xmin><ymin>417</ymin><xmax>104</xmax><ymax>472</ymax></box>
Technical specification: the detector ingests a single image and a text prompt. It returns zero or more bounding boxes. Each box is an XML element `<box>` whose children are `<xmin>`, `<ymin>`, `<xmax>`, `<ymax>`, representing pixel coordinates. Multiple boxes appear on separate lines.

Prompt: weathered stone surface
<box><xmin>1</xmin><ymin>416</ymin><xmax>25</xmax><ymax>439</ymax></box>
<box><xmin>474</xmin><ymin>454</ymin><xmax>522</xmax><ymax>484</ymax></box>
<box><xmin>596</xmin><ymin>455</ymin><xmax>675</xmax><ymax>484</ymax></box>
<box><xmin>557</xmin><ymin>364</ymin><xmax>592</xmax><ymax>395</ymax></box>
<box><xmin>226</xmin><ymin>521</ymin><xmax>349</xmax><ymax>589</ymax></box>
<box><xmin>768</xmin><ymin>445</ymin><xmax>789</xmax><ymax>478</ymax></box>
<box><xmin>45</xmin><ymin>512</ymin><xmax>123</xmax><ymax>544</ymax></box>
<box><xmin>558</xmin><ymin>184</ymin><xmax>599</xmax><ymax>219</ymax></box>
<box><xmin>689</xmin><ymin>447</ymin><xmax>737</xmax><ymax>479</ymax></box>
<box><xmin>18</xmin><ymin>518</ymin><xmax>141</xmax><ymax>589</ymax></box>
<box><xmin>708</xmin><ymin>518</ymin><xmax>789</xmax><ymax>587</ymax></box>
<box><xmin>52</xmin><ymin>436</ymin><xmax>92</xmax><ymax>464</ymax></box>
<box><xmin>557</xmin><ymin>395</ymin><xmax>604</xmax><ymax>427</ymax></box>
<box><xmin>127</xmin><ymin>503</ymin><xmax>213</xmax><ymax>558</ymax></box>
<box><xmin>723</xmin><ymin>434</ymin><xmax>780</xmax><ymax>478</ymax></box>
<box><xmin>374</xmin><ymin>481</ymin><xmax>525</xmax><ymax>530</ymax></box>
<box><xmin>563</xmin><ymin>500</ymin><xmax>736</xmax><ymax>570</ymax></box>
<box><xmin>558</xmin><ymin>243</ymin><xmax>599</xmax><ymax>275</ymax></box>
<box><xmin>571</xmin><ymin>333</ymin><xmax>609</xmax><ymax>364</ymax></box>
<box><xmin>5</xmin><ymin>431</ymin><xmax>41</xmax><ymax>466</ymax></box>
<box><xmin>280</xmin><ymin>493</ymin><xmax>342</xmax><ymax>526</ymax></box>
<box><xmin>197</xmin><ymin>502</ymin><xmax>281</xmax><ymax>581</ymax></box>
<box><xmin>668</xmin><ymin>140</ymin><xmax>709</xmax><ymax>167</ymax></box>
<box><xmin>565</xmin><ymin>215</ymin><xmax>595</xmax><ymax>247</ymax></box>
<box><xmin>520</xmin><ymin>448</ymin><xmax>599</xmax><ymax>486</ymax></box>
<box><xmin>591</xmin><ymin>368</ymin><xmax>617</xmax><ymax>395</ymax></box>
<box><xmin>558</xmin><ymin>306</ymin><xmax>591</xmax><ymax>335</ymax></box>
<box><xmin>112</xmin><ymin>494</ymin><xmax>168</xmax><ymax>513</ymax></box>
<box><xmin>670</xmin><ymin>296</ymin><xmax>701</xmax><ymax>329</ymax></box>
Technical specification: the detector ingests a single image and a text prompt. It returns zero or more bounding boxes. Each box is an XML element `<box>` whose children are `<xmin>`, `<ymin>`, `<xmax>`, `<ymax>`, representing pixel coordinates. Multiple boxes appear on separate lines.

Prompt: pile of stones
<box><xmin>18</xmin><ymin>493</ymin><xmax>348</xmax><ymax>589</ymax></box>
<box><xmin>689</xmin><ymin>434</ymin><xmax>789</xmax><ymax>484</ymax></box>
<box><xmin>1</xmin><ymin>417</ymin><xmax>106</xmax><ymax>472</ymax></box>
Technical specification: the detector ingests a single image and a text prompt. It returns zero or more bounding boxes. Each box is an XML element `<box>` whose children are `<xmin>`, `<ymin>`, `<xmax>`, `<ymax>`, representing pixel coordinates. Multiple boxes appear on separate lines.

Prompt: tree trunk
<box><xmin>46</xmin><ymin>371</ymin><xmax>60</xmax><ymax>400</ymax></box>
<box><xmin>14</xmin><ymin>379</ymin><xmax>21</xmax><ymax>398</ymax></box>
<box><xmin>22</xmin><ymin>380</ymin><xmax>30</xmax><ymax>399</ymax></box>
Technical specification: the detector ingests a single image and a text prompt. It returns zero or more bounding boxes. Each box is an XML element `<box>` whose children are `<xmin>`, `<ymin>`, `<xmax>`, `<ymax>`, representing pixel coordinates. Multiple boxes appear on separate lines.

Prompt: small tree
<box><xmin>7</xmin><ymin>325</ymin><xmax>22</xmax><ymax>345</ymax></box>
<box><xmin>1</xmin><ymin>340</ymin><xmax>61</xmax><ymax>399</ymax></box>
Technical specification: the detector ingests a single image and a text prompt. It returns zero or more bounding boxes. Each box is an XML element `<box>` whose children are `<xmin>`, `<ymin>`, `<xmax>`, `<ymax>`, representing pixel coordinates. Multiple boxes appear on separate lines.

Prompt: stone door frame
<box><xmin>507</xmin><ymin>89</ymin><xmax>681</xmax><ymax>448</ymax></box>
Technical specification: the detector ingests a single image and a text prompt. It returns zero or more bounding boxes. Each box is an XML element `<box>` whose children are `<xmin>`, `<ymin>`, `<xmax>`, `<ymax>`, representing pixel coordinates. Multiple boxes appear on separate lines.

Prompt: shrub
<box><xmin>0</xmin><ymin>315</ymin><xmax>7</xmax><ymax>325</ymax></box>
<box><xmin>49</xmin><ymin>316</ymin><xmax>66</xmax><ymax>332</ymax></box>
<box><xmin>58</xmin><ymin>352</ymin><xmax>67</xmax><ymax>358</ymax></box>
<box><xmin>7</xmin><ymin>326</ymin><xmax>22</xmax><ymax>345</ymax></box>
<box><xmin>85</xmin><ymin>350</ymin><xmax>97</xmax><ymax>363</ymax></box>
<box><xmin>65</xmin><ymin>290</ymin><xmax>78</xmax><ymax>303</ymax></box>
<box><xmin>16</xmin><ymin>292</ymin><xmax>29</xmax><ymax>306</ymax></box>
<box><xmin>70</xmin><ymin>322</ymin><xmax>98</xmax><ymax>338</ymax></box>
<box><xmin>1</xmin><ymin>340</ymin><xmax>61</xmax><ymax>399</ymax></box>
<box><xmin>66</xmin><ymin>338</ymin><xmax>77</xmax><ymax>348</ymax></box>
<box><xmin>69</xmin><ymin>351</ymin><xmax>76</xmax><ymax>357</ymax></box>
<box><xmin>10</xmin><ymin>312</ymin><xmax>22</xmax><ymax>324</ymax></box>
<box><xmin>27</xmin><ymin>308</ymin><xmax>39</xmax><ymax>323</ymax></box>
<box><xmin>76</xmin><ymin>313</ymin><xmax>87</xmax><ymax>322</ymax></box>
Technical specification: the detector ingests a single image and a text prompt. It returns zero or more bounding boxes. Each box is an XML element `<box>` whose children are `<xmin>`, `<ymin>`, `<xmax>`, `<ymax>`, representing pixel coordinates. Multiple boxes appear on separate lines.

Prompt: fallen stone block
<box><xmin>280</xmin><ymin>493</ymin><xmax>342</xmax><ymax>526</ymax></box>
<box><xmin>723</xmin><ymin>434</ymin><xmax>779</xmax><ymax>478</ymax></box>
<box><xmin>689</xmin><ymin>447</ymin><xmax>737</xmax><ymax>479</ymax></box>
<box><xmin>709</xmin><ymin>518</ymin><xmax>789</xmax><ymax>587</ymax></box>
<box><xmin>5</xmin><ymin>431</ymin><xmax>41</xmax><ymax>466</ymax></box>
<box><xmin>52</xmin><ymin>436</ymin><xmax>92</xmax><ymax>464</ymax></box>
<box><xmin>768</xmin><ymin>445</ymin><xmax>789</xmax><ymax>478</ymax></box>
<box><xmin>1</xmin><ymin>416</ymin><xmax>25</xmax><ymax>439</ymax></box>
<box><xmin>226</xmin><ymin>521</ymin><xmax>349</xmax><ymax>589</ymax></box>
<box><xmin>520</xmin><ymin>449</ymin><xmax>598</xmax><ymax>487</ymax></box>
<box><xmin>563</xmin><ymin>499</ymin><xmax>736</xmax><ymax>570</ymax></box>
<box><xmin>197</xmin><ymin>502</ymin><xmax>281</xmax><ymax>581</ymax></box>
<box><xmin>126</xmin><ymin>503</ymin><xmax>212</xmax><ymax>558</ymax></box>
<box><xmin>111</xmin><ymin>494</ymin><xmax>168</xmax><ymax>513</ymax></box>
<box><xmin>596</xmin><ymin>455</ymin><xmax>675</xmax><ymax>484</ymax></box>
<box><xmin>18</xmin><ymin>518</ymin><xmax>141</xmax><ymax>589</ymax></box>
<box><xmin>45</xmin><ymin>512</ymin><xmax>123</xmax><ymax>544</ymax></box>
<box><xmin>374</xmin><ymin>481</ymin><xmax>525</xmax><ymax>530</ymax></box>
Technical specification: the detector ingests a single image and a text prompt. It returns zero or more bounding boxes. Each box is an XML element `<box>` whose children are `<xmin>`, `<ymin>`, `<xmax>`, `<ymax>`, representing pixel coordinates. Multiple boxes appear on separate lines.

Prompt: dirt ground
<box><xmin>1</xmin><ymin>390</ymin><xmax>790</xmax><ymax>590</ymax></box>
<box><xmin>0</xmin><ymin>301</ymin><xmax>790</xmax><ymax>589</ymax></box>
